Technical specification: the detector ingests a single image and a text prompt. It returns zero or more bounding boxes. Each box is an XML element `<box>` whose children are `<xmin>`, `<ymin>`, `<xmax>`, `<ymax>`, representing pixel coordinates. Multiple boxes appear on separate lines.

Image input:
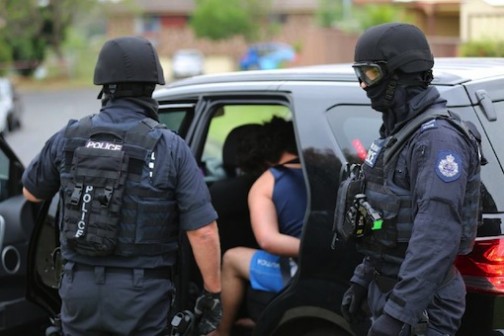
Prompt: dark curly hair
<box><xmin>260</xmin><ymin>116</ymin><xmax>298</xmax><ymax>164</ymax></box>
<box><xmin>235</xmin><ymin>128</ymin><xmax>269</xmax><ymax>176</ymax></box>
<box><xmin>235</xmin><ymin>116</ymin><xmax>297</xmax><ymax>176</ymax></box>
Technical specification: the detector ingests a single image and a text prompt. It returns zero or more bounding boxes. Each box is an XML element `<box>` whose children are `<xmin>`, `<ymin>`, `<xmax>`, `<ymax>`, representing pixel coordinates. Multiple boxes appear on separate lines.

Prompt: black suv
<box><xmin>0</xmin><ymin>58</ymin><xmax>498</xmax><ymax>335</ymax></box>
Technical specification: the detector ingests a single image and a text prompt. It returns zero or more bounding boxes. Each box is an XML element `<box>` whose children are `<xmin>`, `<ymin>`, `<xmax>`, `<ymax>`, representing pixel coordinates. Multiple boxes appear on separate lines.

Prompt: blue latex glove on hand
<box><xmin>341</xmin><ymin>283</ymin><xmax>368</xmax><ymax>323</ymax></box>
<box><xmin>194</xmin><ymin>289</ymin><xmax>223</xmax><ymax>336</ymax></box>
<box><xmin>367</xmin><ymin>313</ymin><xmax>404</xmax><ymax>336</ymax></box>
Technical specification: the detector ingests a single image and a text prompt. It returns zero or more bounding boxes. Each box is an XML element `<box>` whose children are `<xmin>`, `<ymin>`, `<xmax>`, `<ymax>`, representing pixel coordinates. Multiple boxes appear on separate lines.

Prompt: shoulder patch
<box><xmin>420</xmin><ymin>119</ymin><xmax>438</xmax><ymax>132</ymax></box>
<box><xmin>435</xmin><ymin>151</ymin><xmax>462</xmax><ymax>182</ymax></box>
<box><xmin>364</xmin><ymin>139</ymin><xmax>385</xmax><ymax>168</ymax></box>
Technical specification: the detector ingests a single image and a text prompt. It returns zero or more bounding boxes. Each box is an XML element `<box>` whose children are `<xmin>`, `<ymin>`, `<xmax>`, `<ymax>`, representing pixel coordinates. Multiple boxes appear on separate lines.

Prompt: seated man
<box><xmin>213</xmin><ymin>116</ymin><xmax>307</xmax><ymax>336</ymax></box>
<box><xmin>208</xmin><ymin>123</ymin><xmax>267</xmax><ymax>253</ymax></box>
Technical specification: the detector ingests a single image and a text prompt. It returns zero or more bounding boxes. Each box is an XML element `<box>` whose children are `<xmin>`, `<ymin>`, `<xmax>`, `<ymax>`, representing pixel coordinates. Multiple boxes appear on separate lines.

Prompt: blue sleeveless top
<box><xmin>270</xmin><ymin>166</ymin><xmax>307</xmax><ymax>238</ymax></box>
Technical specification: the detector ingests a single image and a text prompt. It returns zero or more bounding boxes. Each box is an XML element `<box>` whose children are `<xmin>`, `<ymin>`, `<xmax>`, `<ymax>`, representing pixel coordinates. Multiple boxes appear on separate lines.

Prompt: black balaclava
<box><xmin>365</xmin><ymin>71</ymin><xmax>431</xmax><ymax>135</ymax></box>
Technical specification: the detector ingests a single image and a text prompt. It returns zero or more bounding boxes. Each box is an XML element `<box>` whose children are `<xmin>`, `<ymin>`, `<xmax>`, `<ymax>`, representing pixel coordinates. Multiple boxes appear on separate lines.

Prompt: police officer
<box><xmin>22</xmin><ymin>36</ymin><xmax>222</xmax><ymax>336</ymax></box>
<box><xmin>339</xmin><ymin>23</ymin><xmax>482</xmax><ymax>335</ymax></box>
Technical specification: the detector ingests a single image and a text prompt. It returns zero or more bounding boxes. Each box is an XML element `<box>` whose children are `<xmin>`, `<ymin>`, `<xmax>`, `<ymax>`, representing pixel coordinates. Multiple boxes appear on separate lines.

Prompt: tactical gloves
<box><xmin>367</xmin><ymin>313</ymin><xmax>404</xmax><ymax>336</ymax></box>
<box><xmin>341</xmin><ymin>283</ymin><xmax>368</xmax><ymax>323</ymax></box>
<box><xmin>194</xmin><ymin>289</ymin><xmax>223</xmax><ymax>335</ymax></box>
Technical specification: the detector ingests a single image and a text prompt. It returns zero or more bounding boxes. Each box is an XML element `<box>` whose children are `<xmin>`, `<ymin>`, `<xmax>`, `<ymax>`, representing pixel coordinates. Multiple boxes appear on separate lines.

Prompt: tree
<box><xmin>0</xmin><ymin>0</ymin><xmax>97</xmax><ymax>77</ymax></box>
<box><xmin>353</xmin><ymin>4</ymin><xmax>414</xmax><ymax>31</ymax></box>
<box><xmin>316</xmin><ymin>0</ymin><xmax>344</xmax><ymax>28</ymax></box>
<box><xmin>190</xmin><ymin>0</ymin><xmax>272</xmax><ymax>42</ymax></box>
<box><xmin>315</xmin><ymin>1</ymin><xmax>413</xmax><ymax>34</ymax></box>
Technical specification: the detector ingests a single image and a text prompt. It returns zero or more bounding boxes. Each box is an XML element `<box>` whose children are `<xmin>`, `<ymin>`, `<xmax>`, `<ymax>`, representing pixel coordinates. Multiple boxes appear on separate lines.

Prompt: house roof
<box><xmin>106</xmin><ymin>0</ymin><xmax>194</xmax><ymax>14</ymax></box>
<box><xmin>107</xmin><ymin>0</ymin><xmax>319</xmax><ymax>14</ymax></box>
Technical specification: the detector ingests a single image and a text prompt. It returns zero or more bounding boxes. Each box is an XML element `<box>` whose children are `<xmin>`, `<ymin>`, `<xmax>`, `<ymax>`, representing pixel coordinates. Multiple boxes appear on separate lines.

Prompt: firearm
<box><xmin>169</xmin><ymin>310</ymin><xmax>196</xmax><ymax>336</ymax></box>
<box><xmin>353</xmin><ymin>194</ymin><xmax>383</xmax><ymax>237</ymax></box>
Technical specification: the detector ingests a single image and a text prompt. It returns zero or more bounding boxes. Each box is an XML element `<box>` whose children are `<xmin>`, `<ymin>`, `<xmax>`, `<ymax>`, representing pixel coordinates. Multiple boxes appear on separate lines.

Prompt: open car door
<box><xmin>0</xmin><ymin>134</ymin><xmax>50</xmax><ymax>333</ymax></box>
<box><xmin>25</xmin><ymin>193</ymin><xmax>61</xmax><ymax>320</ymax></box>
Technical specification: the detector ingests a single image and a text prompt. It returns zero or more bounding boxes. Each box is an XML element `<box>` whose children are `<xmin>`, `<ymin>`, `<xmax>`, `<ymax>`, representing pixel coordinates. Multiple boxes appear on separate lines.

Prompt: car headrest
<box><xmin>222</xmin><ymin>124</ymin><xmax>262</xmax><ymax>177</ymax></box>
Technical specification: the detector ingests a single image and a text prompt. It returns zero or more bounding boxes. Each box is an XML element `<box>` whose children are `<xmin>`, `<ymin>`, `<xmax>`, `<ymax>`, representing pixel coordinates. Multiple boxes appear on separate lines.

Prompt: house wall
<box><xmin>106</xmin><ymin>12</ymin><xmax>459</xmax><ymax>75</ymax></box>
<box><xmin>461</xmin><ymin>0</ymin><xmax>504</xmax><ymax>41</ymax></box>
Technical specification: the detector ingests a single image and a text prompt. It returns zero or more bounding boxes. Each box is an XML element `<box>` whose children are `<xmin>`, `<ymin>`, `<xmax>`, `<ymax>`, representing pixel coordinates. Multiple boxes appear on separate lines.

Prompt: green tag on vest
<box><xmin>371</xmin><ymin>219</ymin><xmax>383</xmax><ymax>230</ymax></box>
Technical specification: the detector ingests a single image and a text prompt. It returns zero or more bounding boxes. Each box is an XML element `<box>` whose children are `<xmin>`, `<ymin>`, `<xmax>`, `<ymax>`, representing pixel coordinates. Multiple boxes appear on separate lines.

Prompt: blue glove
<box><xmin>367</xmin><ymin>313</ymin><xmax>404</xmax><ymax>336</ymax></box>
<box><xmin>194</xmin><ymin>289</ymin><xmax>223</xmax><ymax>335</ymax></box>
<box><xmin>341</xmin><ymin>283</ymin><xmax>368</xmax><ymax>323</ymax></box>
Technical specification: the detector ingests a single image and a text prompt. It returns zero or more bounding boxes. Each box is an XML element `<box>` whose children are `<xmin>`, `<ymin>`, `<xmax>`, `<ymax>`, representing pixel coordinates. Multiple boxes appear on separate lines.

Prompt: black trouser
<box><xmin>59</xmin><ymin>262</ymin><xmax>174</xmax><ymax>336</ymax></box>
<box><xmin>368</xmin><ymin>267</ymin><xmax>464</xmax><ymax>336</ymax></box>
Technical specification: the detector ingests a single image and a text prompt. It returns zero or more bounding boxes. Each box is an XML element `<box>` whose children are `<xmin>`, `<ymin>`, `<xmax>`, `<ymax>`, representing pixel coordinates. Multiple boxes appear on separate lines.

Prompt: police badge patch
<box><xmin>435</xmin><ymin>151</ymin><xmax>462</xmax><ymax>182</ymax></box>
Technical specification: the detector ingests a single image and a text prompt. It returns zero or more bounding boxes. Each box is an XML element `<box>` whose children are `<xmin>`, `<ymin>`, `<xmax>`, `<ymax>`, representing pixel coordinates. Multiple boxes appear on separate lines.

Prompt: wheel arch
<box><xmin>269</xmin><ymin>305</ymin><xmax>354</xmax><ymax>336</ymax></box>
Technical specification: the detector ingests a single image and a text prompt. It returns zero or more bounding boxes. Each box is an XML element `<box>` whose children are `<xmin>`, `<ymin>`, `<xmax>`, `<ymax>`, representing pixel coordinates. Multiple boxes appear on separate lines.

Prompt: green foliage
<box><xmin>315</xmin><ymin>2</ymin><xmax>413</xmax><ymax>33</ymax></box>
<box><xmin>0</xmin><ymin>0</ymin><xmax>44</xmax><ymax>76</ymax></box>
<box><xmin>61</xmin><ymin>28</ymin><xmax>104</xmax><ymax>82</ymax></box>
<box><xmin>459</xmin><ymin>40</ymin><xmax>504</xmax><ymax>57</ymax></box>
<box><xmin>0</xmin><ymin>0</ymin><xmax>99</xmax><ymax>77</ymax></box>
<box><xmin>190</xmin><ymin>0</ymin><xmax>272</xmax><ymax>42</ymax></box>
<box><xmin>191</xmin><ymin>0</ymin><xmax>252</xmax><ymax>40</ymax></box>
<box><xmin>0</xmin><ymin>37</ymin><xmax>12</xmax><ymax>76</ymax></box>
<box><xmin>316</xmin><ymin>0</ymin><xmax>344</xmax><ymax>28</ymax></box>
<box><xmin>353</xmin><ymin>4</ymin><xmax>414</xmax><ymax>31</ymax></box>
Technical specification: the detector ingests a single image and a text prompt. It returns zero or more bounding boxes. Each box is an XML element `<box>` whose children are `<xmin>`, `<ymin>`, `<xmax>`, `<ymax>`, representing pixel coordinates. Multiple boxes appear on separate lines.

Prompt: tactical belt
<box><xmin>74</xmin><ymin>263</ymin><xmax>172</xmax><ymax>279</ymax></box>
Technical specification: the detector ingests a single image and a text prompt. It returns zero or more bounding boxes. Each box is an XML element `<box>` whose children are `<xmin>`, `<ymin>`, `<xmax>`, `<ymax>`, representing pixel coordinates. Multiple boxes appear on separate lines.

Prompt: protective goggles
<box><xmin>352</xmin><ymin>62</ymin><xmax>387</xmax><ymax>87</ymax></box>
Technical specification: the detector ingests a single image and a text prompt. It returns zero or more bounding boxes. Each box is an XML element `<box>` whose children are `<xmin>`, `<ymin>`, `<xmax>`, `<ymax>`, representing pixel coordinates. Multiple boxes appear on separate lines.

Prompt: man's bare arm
<box><xmin>186</xmin><ymin>220</ymin><xmax>222</xmax><ymax>293</ymax></box>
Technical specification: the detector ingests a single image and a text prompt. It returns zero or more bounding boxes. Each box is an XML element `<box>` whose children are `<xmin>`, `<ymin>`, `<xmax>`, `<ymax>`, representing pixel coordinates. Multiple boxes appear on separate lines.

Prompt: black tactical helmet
<box><xmin>354</xmin><ymin>23</ymin><xmax>434</xmax><ymax>75</ymax></box>
<box><xmin>93</xmin><ymin>36</ymin><xmax>165</xmax><ymax>85</ymax></box>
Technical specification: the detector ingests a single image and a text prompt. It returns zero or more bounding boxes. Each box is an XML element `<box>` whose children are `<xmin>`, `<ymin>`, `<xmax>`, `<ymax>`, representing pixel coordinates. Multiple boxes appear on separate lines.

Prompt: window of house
<box><xmin>134</xmin><ymin>15</ymin><xmax>161</xmax><ymax>34</ymax></box>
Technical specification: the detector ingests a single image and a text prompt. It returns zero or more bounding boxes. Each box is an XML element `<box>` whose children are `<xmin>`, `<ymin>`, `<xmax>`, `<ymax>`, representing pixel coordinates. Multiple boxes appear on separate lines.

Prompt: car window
<box><xmin>201</xmin><ymin>104</ymin><xmax>291</xmax><ymax>181</ymax></box>
<box><xmin>157</xmin><ymin>102</ymin><xmax>196</xmax><ymax>138</ymax></box>
<box><xmin>326</xmin><ymin>103</ymin><xmax>504</xmax><ymax>220</ymax></box>
<box><xmin>326</xmin><ymin>105</ymin><xmax>381</xmax><ymax>164</ymax></box>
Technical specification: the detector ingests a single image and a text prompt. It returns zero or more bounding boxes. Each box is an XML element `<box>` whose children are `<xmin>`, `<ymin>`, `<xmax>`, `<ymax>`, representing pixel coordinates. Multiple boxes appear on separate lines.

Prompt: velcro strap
<box><xmin>70</xmin><ymin>183</ymin><xmax>83</xmax><ymax>205</ymax></box>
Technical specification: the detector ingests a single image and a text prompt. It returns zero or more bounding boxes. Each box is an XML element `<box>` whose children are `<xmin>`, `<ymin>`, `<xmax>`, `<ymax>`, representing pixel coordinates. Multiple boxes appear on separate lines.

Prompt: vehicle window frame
<box><xmin>190</xmin><ymin>94</ymin><xmax>292</xmax><ymax>162</ymax></box>
<box><xmin>326</xmin><ymin>104</ymin><xmax>381</xmax><ymax>164</ymax></box>
<box><xmin>157</xmin><ymin>100</ymin><xmax>198</xmax><ymax>138</ymax></box>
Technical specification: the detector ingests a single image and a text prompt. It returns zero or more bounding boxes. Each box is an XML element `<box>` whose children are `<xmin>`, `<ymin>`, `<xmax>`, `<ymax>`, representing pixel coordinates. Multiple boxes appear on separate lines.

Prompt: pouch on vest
<box><xmin>63</xmin><ymin>144</ymin><xmax>129</xmax><ymax>256</ymax></box>
<box><xmin>332</xmin><ymin>163</ymin><xmax>366</xmax><ymax>246</ymax></box>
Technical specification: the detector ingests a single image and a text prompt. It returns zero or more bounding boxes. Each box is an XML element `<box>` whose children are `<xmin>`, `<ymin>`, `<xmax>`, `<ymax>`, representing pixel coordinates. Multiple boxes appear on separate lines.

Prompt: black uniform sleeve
<box><xmin>167</xmin><ymin>133</ymin><xmax>218</xmax><ymax>231</ymax></box>
<box><xmin>22</xmin><ymin>131</ymin><xmax>65</xmax><ymax>200</ymax></box>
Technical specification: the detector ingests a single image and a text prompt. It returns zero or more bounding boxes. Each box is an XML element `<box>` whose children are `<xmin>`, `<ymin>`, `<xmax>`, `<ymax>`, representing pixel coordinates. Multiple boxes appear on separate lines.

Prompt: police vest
<box><xmin>359</xmin><ymin>108</ymin><xmax>482</xmax><ymax>257</ymax></box>
<box><xmin>61</xmin><ymin>115</ymin><xmax>179</xmax><ymax>257</ymax></box>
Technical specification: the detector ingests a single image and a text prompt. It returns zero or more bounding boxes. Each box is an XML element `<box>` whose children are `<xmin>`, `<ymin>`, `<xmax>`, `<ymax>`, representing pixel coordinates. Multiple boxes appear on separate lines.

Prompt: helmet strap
<box><xmin>394</xmin><ymin>70</ymin><xmax>433</xmax><ymax>89</ymax></box>
<box><xmin>421</xmin><ymin>70</ymin><xmax>434</xmax><ymax>87</ymax></box>
<box><xmin>101</xmin><ymin>83</ymin><xmax>155</xmax><ymax>100</ymax></box>
<box><xmin>384</xmin><ymin>77</ymin><xmax>398</xmax><ymax>104</ymax></box>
